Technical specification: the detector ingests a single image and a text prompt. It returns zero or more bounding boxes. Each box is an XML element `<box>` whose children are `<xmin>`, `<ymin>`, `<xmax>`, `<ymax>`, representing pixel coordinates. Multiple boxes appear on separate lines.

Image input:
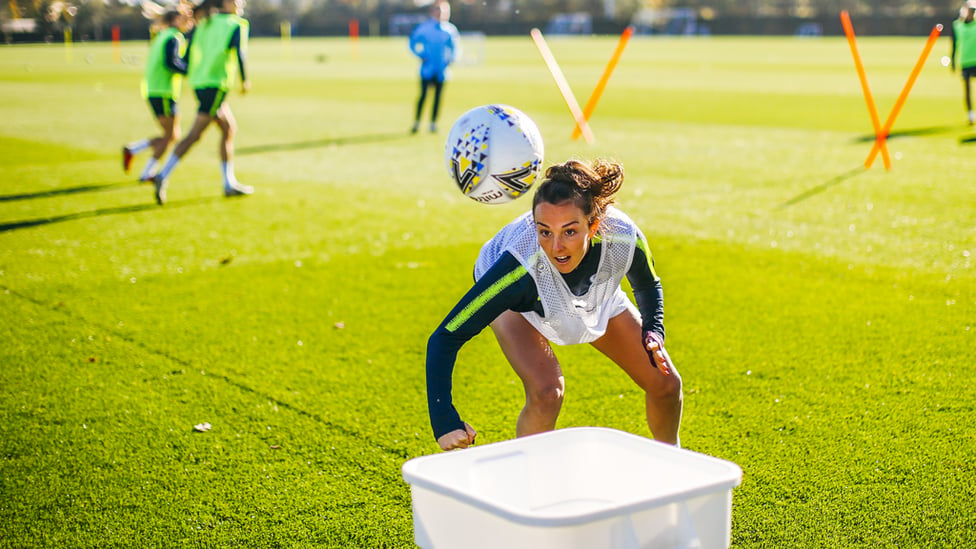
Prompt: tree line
<box><xmin>1</xmin><ymin>0</ymin><xmax>965</xmax><ymax>43</ymax></box>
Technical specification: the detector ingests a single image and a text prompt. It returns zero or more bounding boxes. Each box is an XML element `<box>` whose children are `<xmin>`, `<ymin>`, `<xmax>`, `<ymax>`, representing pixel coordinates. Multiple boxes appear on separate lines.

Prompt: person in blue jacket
<box><xmin>426</xmin><ymin>158</ymin><xmax>683</xmax><ymax>451</ymax></box>
<box><xmin>409</xmin><ymin>1</ymin><xmax>460</xmax><ymax>134</ymax></box>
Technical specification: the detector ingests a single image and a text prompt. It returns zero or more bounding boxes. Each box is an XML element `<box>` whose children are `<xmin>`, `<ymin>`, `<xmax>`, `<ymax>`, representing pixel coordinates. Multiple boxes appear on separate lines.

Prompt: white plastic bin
<box><xmin>402</xmin><ymin>427</ymin><xmax>742</xmax><ymax>549</ymax></box>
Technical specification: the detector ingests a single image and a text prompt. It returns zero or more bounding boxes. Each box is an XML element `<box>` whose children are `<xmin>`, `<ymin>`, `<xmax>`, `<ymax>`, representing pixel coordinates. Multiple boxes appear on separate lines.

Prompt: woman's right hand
<box><xmin>437</xmin><ymin>422</ymin><xmax>477</xmax><ymax>451</ymax></box>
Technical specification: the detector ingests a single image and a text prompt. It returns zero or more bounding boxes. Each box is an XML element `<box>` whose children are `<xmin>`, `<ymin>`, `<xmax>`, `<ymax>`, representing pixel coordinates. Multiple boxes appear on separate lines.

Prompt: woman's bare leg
<box><xmin>590</xmin><ymin>306</ymin><xmax>683</xmax><ymax>444</ymax></box>
<box><xmin>491</xmin><ymin>311</ymin><xmax>564</xmax><ymax>437</ymax></box>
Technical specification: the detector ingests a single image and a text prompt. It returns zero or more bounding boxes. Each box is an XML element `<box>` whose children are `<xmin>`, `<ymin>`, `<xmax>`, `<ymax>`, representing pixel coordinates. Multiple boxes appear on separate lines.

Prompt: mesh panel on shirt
<box><xmin>474</xmin><ymin>207</ymin><xmax>636</xmax><ymax>345</ymax></box>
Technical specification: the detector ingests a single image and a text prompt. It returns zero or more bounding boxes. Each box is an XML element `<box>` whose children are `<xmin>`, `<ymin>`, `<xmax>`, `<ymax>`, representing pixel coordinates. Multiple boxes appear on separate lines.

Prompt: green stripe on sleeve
<box><xmin>635</xmin><ymin>233</ymin><xmax>649</xmax><ymax>257</ymax></box>
<box><xmin>445</xmin><ymin>265</ymin><xmax>528</xmax><ymax>332</ymax></box>
<box><xmin>635</xmin><ymin>231</ymin><xmax>659</xmax><ymax>279</ymax></box>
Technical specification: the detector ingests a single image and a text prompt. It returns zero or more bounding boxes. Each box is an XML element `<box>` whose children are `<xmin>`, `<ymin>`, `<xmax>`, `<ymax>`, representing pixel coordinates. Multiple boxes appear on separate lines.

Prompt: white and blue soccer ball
<box><xmin>445</xmin><ymin>104</ymin><xmax>545</xmax><ymax>205</ymax></box>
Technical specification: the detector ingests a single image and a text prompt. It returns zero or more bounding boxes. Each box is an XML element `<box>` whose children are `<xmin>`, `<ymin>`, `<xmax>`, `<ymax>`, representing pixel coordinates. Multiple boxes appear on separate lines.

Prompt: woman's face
<box><xmin>533</xmin><ymin>200</ymin><xmax>599</xmax><ymax>274</ymax></box>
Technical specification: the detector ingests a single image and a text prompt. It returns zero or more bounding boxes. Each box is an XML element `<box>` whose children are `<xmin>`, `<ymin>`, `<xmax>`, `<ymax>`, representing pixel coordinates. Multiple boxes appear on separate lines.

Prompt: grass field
<box><xmin>1</xmin><ymin>33</ymin><xmax>974</xmax><ymax>548</ymax></box>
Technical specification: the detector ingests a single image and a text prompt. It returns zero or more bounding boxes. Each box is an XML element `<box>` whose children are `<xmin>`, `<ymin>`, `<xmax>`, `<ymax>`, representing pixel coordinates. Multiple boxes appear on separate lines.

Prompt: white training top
<box><xmin>474</xmin><ymin>206</ymin><xmax>637</xmax><ymax>345</ymax></box>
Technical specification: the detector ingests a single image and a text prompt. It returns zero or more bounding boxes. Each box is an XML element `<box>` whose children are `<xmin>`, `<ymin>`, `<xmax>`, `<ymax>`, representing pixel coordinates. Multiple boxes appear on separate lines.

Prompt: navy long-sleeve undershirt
<box><xmin>163</xmin><ymin>36</ymin><xmax>188</xmax><ymax>75</ymax></box>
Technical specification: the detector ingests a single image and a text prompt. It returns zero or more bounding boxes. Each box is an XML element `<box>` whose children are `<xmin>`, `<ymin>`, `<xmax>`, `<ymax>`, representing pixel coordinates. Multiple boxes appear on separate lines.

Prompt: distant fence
<box><xmin>285</xmin><ymin>13</ymin><xmax>959</xmax><ymax>38</ymax></box>
<box><xmin>388</xmin><ymin>14</ymin><xmax>426</xmax><ymax>37</ymax></box>
<box><xmin>706</xmin><ymin>15</ymin><xmax>951</xmax><ymax>36</ymax></box>
<box><xmin>0</xmin><ymin>12</ymin><xmax>962</xmax><ymax>44</ymax></box>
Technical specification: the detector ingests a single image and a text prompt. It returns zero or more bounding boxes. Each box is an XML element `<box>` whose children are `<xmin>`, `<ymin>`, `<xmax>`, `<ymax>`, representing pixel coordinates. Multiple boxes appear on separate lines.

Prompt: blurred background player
<box><xmin>951</xmin><ymin>1</ymin><xmax>976</xmax><ymax>124</ymax></box>
<box><xmin>426</xmin><ymin>158</ymin><xmax>683</xmax><ymax>451</ymax></box>
<box><xmin>122</xmin><ymin>6</ymin><xmax>192</xmax><ymax>183</ymax></box>
<box><xmin>409</xmin><ymin>1</ymin><xmax>460</xmax><ymax>134</ymax></box>
<box><xmin>152</xmin><ymin>0</ymin><xmax>252</xmax><ymax>205</ymax></box>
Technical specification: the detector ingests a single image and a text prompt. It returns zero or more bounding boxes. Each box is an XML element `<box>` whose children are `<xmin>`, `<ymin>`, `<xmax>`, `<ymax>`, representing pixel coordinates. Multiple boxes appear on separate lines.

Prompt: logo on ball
<box><xmin>445</xmin><ymin>104</ymin><xmax>545</xmax><ymax>205</ymax></box>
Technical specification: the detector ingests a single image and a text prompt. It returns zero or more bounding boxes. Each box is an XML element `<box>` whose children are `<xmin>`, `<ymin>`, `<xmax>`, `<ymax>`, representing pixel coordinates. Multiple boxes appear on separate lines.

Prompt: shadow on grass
<box><xmin>851</xmin><ymin>125</ymin><xmax>960</xmax><ymax>143</ymax></box>
<box><xmin>959</xmin><ymin>134</ymin><xmax>976</xmax><ymax>144</ymax></box>
<box><xmin>0</xmin><ymin>196</ymin><xmax>219</xmax><ymax>233</ymax></box>
<box><xmin>776</xmin><ymin>166</ymin><xmax>867</xmax><ymax>210</ymax></box>
<box><xmin>0</xmin><ymin>181</ymin><xmax>137</xmax><ymax>203</ymax></box>
<box><xmin>237</xmin><ymin>131</ymin><xmax>410</xmax><ymax>156</ymax></box>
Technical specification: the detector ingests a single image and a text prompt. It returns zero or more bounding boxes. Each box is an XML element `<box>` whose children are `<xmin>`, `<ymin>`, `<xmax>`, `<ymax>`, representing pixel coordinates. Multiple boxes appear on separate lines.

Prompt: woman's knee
<box><xmin>526</xmin><ymin>378</ymin><xmax>565</xmax><ymax>414</ymax></box>
<box><xmin>184</xmin><ymin>128</ymin><xmax>204</xmax><ymax>145</ymax></box>
<box><xmin>647</xmin><ymin>369</ymin><xmax>682</xmax><ymax>401</ymax></box>
<box><xmin>221</xmin><ymin>121</ymin><xmax>236</xmax><ymax>142</ymax></box>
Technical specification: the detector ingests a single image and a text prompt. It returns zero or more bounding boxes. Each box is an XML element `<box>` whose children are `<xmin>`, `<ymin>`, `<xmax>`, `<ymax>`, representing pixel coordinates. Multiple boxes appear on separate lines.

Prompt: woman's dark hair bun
<box><xmin>534</xmin><ymin>158</ymin><xmax>624</xmax><ymax>221</ymax></box>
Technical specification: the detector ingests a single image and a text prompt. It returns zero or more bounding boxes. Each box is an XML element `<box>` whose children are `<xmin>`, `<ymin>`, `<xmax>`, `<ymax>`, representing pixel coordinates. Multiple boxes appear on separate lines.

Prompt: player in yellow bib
<box><xmin>123</xmin><ymin>8</ymin><xmax>192</xmax><ymax>183</ymax></box>
<box><xmin>152</xmin><ymin>0</ymin><xmax>252</xmax><ymax>205</ymax></box>
<box><xmin>951</xmin><ymin>2</ymin><xmax>976</xmax><ymax>124</ymax></box>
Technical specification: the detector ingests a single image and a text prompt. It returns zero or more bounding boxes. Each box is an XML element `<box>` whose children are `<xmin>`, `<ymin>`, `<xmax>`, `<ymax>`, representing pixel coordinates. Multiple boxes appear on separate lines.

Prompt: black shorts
<box><xmin>963</xmin><ymin>66</ymin><xmax>976</xmax><ymax>79</ymax></box>
<box><xmin>195</xmin><ymin>87</ymin><xmax>228</xmax><ymax>117</ymax></box>
<box><xmin>148</xmin><ymin>97</ymin><xmax>178</xmax><ymax>118</ymax></box>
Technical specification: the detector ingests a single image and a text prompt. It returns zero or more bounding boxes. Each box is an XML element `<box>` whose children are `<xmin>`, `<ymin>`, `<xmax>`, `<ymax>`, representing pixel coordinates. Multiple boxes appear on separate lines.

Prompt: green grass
<box><xmin>1</xmin><ymin>35</ymin><xmax>974</xmax><ymax>547</ymax></box>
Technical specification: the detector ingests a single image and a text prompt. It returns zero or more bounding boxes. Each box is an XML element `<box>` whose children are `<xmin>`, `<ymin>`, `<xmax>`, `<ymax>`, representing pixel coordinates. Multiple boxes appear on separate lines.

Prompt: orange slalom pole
<box><xmin>864</xmin><ymin>23</ymin><xmax>943</xmax><ymax>170</ymax></box>
<box><xmin>840</xmin><ymin>11</ymin><xmax>890</xmax><ymax>170</ymax></box>
<box><xmin>571</xmin><ymin>25</ymin><xmax>635</xmax><ymax>140</ymax></box>
<box><xmin>349</xmin><ymin>19</ymin><xmax>359</xmax><ymax>58</ymax></box>
<box><xmin>112</xmin><ymin>25</ymin><xmax>120</xmax><ymax>63</ymax></box>
<box><xmin>530</xmin><ymin>28</ymin><xmax>595</xmax><ymax>144</ymax></box>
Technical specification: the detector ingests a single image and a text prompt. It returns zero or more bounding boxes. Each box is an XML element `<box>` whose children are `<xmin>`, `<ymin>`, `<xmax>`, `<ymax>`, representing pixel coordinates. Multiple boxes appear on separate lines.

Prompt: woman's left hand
<box><xmin>644</xmin><ymin>331</ymin><xmax>673</xmax><ymax>376</ymax></box>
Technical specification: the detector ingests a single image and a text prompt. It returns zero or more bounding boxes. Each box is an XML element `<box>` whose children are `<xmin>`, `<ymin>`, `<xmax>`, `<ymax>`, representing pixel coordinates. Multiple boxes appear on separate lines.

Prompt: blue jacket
<box><xmin>409</xmin><ymin>18</ymin><xmax>460</xmax><ymax>82</ymax></box>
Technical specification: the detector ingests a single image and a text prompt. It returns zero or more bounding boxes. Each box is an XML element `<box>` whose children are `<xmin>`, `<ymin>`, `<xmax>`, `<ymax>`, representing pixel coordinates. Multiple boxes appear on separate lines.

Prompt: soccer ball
<box><xmin>445</xmin><ymin>104</ymin><xmax>545</xmax><ymax>205</ymax></box>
